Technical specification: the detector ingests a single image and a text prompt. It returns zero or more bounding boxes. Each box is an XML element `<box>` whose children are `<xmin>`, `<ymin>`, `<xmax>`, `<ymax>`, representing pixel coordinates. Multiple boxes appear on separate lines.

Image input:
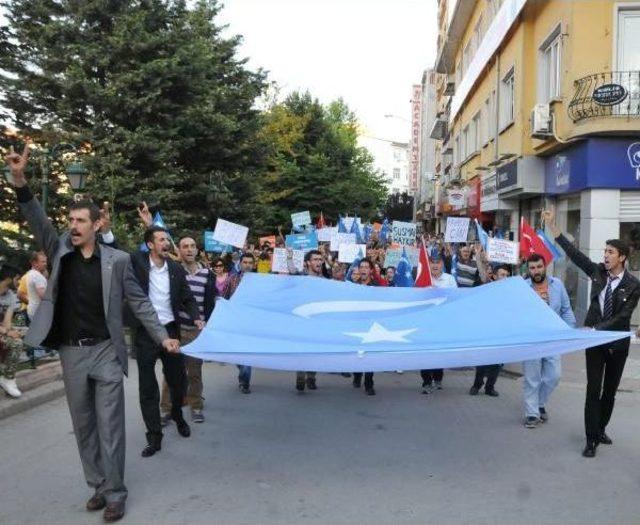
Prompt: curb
<box><xmin>0</xmin><ymin>379</ymin><xmax>66</xmax><ymax>421</ymax></box>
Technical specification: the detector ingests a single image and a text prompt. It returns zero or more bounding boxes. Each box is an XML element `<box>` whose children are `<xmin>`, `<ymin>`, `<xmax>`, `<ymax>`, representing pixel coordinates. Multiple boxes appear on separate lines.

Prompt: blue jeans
<box><xmin>523</xmin><ymin>356</ymin><xmax>561</xmax><ymax>418</ymax></box>
<box><xmin>237</xmin><ymin>365</ymin><xmax>252</xmax><ymax>386</ymax></box>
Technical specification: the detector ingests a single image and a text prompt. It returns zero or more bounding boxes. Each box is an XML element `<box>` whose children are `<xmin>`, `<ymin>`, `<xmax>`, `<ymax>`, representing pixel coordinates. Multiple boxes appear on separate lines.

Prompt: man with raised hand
<box><xmin>544</xmin><ymin>206</ymin><xmax>640</xmax><ymax>458</ymax></box>
<box><xmin>5</xmin><ymin>143</ymin><xmax>179</xmax><ymax>523</ymax></box>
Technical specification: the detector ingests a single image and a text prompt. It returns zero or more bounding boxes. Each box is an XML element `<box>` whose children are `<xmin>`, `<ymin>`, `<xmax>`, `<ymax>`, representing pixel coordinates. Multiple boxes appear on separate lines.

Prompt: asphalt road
<box><xmin>1</xmin><ymin>356</ymin><xmax>640</xmax><ymax>525</ymax></box>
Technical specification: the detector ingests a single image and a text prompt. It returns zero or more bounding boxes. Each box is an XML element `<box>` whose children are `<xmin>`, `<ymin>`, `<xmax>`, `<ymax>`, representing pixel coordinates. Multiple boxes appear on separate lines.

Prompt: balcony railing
<box><xmin>568</xmin><ymin>70</ymin><xmax>640</xmax><ymax>122</ymax></box>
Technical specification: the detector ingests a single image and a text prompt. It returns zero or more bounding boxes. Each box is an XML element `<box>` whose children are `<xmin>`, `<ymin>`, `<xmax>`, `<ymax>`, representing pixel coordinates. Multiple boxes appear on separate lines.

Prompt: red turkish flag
<box><xmin>519</xmin><ymin>217</ymin><xmax>553</xmax><ymax>264</ymax></box>
<box><xmin>414</xmin><ymin>239</ymin><xmax>433</xmax><ymax>287</ymax></box>
<box><xmin>316</xmin><ymin>212</ymin><xmax>326</xmax><ymax>229</ymax></box>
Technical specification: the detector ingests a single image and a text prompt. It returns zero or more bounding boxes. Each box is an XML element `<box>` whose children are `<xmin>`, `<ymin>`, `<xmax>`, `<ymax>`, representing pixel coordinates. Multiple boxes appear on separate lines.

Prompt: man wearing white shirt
<box><xmin>420</xmin><ymin>250</ymin><xmax>457</xmax><ymax>394</ymax></box>
<box><xmin>25</xmin><ymin>251</ymin><xmax>48</xmax><ymax>320</ymax></box>
<box><xmin>130</xmin><ymin>226</ymin><xmax>204</xmax><ymax>458</ymax></box>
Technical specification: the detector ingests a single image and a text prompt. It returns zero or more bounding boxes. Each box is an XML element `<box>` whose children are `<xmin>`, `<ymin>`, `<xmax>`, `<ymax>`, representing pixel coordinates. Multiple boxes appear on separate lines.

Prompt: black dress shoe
<box><xmin>175</xmin><ymin>418</ymin><xmax>191</xmax><ymax>438</ymax></box>
<box><xmin>306</xmin><ymin>377</ymin><xmax>317</xmax><ymax>390</ymax></box>
<box><xmin>295</xmin><ymin>378</ymin><xmax>305</xmax><ymax>391</ymax></box>
<box><xmin>141</xmin><ymin>443</ymin><xmax>161</xmax><ymax>457</ymax></box>
<box><xmin>598</xmin><ymin>432</ymin><xmax>613</xmax><ymax>445</ymax></box>
<box><xmin>469</xmin><ymin>386</ymin><xmax>480</xmax><ymax>396</ymax></box>
<box><xmin>582</xmin><ymin>441</ymin><xmax>597</xmax><ymax>458</ymax></box>
<box><xmin>103</xmin><ymin>501</ymin><xmax>126</xmax><ymax>522</ymax></box>
<box><xmin>86</xmin><ymin>493</ymin><xmax>106</xmax><ymax>511</ymax></box>
<box><xmin>352</xmin><ymin>379</ymin><xmax>361</xmax><ymax>388</ymax></box>
<box><xmin>365</xmin><ymin>387</ymin><xmax>376</xmax><ymax>396</ymax></box>
<box><xmin>484</xmin><ymin>389</ymin><xmax>499</xmax><ymax>397</ymax></box>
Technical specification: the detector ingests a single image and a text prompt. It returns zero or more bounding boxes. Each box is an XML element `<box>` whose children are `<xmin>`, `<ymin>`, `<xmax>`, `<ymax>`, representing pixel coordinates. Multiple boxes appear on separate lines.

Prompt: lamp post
<box><xmin>2</xmin><ymin>143</ymin><xmax>87</xmax><ymax>212</ymax></box>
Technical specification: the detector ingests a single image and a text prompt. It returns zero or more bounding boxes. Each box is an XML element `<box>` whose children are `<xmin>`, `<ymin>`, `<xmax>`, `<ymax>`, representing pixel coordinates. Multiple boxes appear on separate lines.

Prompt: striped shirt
<box><xmin>455</xmin><ymin>258</ymin><xmax>479</xmax><ymax>288</ymax></box>
<box><xmin>179</xmin><ymin>265</ymin><xmax>210</xmax><ymax>327</ymax></box>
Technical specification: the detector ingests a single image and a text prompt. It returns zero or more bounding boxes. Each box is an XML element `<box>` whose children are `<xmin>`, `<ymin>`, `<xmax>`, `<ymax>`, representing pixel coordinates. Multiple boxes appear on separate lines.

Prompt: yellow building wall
<box><xmin>444</xmin><ymin>0</ymin><xmax>636</xmax><ymax>175</ymax></box>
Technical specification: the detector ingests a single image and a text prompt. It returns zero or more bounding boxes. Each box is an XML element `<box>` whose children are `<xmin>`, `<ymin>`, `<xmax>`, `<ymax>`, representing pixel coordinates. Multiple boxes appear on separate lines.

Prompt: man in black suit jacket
<box><xmin>545</xmin><ymin>208</ymin><xmax>640</xmax><ymax>458</ymax></box>
<box><xmin>130</xmin><ymin>226</ymin><xmax>203</xmax><ymax>458</ymax></box>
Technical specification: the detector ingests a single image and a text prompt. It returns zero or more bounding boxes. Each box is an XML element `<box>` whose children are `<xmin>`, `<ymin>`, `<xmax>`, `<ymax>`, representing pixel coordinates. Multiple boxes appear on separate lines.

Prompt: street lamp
<box><xmin>2</xmin><ymin>142</ymin><xmax>88</xmax><ymax>212</ymax></box>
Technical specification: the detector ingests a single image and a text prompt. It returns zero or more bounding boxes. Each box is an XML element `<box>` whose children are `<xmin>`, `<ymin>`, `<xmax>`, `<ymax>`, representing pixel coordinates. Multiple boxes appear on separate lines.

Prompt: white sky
<box><xmin>218</xmin><ymin>0</ymin><xmax>438</xmax><ymax>143</ymax></box>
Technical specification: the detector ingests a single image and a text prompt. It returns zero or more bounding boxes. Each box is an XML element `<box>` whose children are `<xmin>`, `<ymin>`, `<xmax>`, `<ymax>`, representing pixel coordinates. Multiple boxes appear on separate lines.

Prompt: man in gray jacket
<box><xmin>5</xmin><ymin>144</ymin><xmax>180</xmax><ymax>523</ymax></box>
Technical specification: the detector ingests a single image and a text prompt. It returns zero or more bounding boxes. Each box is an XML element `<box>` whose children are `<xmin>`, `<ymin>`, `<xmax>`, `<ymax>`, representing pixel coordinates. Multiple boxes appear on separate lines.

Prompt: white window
<box><xmin>393</xmin><ymin>149</ymin><xmax>403</xmax><ymax>162</ymax></box>
<box><xmin>500</xmin><ymin>68</ymin><xmax>515</xmax><ymax>130</ymax></box>
<box><xmin>454</xmin><ymin>135</ymin><xmax>460</xmax><ymax>166</ymax></box>
<box><xmin>539</xmin><ymin>26</ymin><xmax>562</xmax><ymax>102</ymax></box>
<box><xmin>473</xmin><ymin>16</ymin><xmax>484</xmax><ymax>54</ymax></box>
<box><xmin>482</xmin><ymin>98</ymin><xmax>490</xmax><ymax>144</ymax></box>
<box><xmin>462</xmin><ymin>43</ymin><xmax>471</xmax><ymax>75</ymax></box>
<box><xmin>617</xmin><ymin>6</ymin><xmax>640</xmax><ymax>115</ymax></box>
<box><xmin>455</xmin><ymin>59</ymin><xmax>462</xmax><ymax>87</ymax></box>
<box><xmin>462</xmin><ymin>125</ymin><xmax>469</xmax><ymax>159</ymax></box>
<box><xmin>393</xmin><ymin>168</ymin><xmax>401</xmax><ymax>180</ymax></box>
<box><xmin>489</xmin><ymin>90</ymin><xmax>497</xmax><ymax>137</ymax></box>
<box><xmin>472</xmin><ymin>112</ymin><xmax>481</xmax><ymax>153</ymax></box>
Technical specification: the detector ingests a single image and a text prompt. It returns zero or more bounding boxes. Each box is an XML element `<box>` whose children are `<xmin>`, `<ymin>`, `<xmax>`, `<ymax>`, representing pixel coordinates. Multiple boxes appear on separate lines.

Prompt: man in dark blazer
<box><xmin>544</xmin><ymin>207</ymin><xmax>640</xmax><ymax>458</ymax></box>
<box><xmin>6</xmin><ymin>144</ymin><xmax>179</xmax><ymax>522</ymax></box>
<box><xmin>130</xmin><ymin>226</ymin><xmax>203</xmax><ymax>457</ymax></box>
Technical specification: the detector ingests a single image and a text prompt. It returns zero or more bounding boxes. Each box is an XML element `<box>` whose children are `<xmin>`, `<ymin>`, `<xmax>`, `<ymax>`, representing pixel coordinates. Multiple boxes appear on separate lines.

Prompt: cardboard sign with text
<box><xmin>338</xmin><ymin>243</ymin><xmax>367</xmax><ymax>264</ymax></box>
<box><xmin>271</xmin><ymin>248</ymin><xmax>304</xmax><ymax>273</ymax></box>
<box><xmin>317</xmin><ymin>226</ymin><xmax>337</xmax><ymax>243</ymax></box>
<box><xmin>204</xmin><ymin>231</ymin><xmax>233</xmax><ymax>253</ymax></box>
<box><xmin>291</xmin><ymin>211</ymin><xmax>312</xmax><ymax>228</ymax></box>
<box><xmin>444</xmin><ymin>217</ymin><xmax>470</xmax><ymax>243</ymax></box>
<box><xmin>392</xmin><ymin>221</ymin><xmax>417</xmax><ymax>246</ymax></box>
<box><xmin>212</xmin><ymin>218</ymin><xmax>249</xmax><ymax>249</ymax></box>
<box><xmin>487</xmin><ymin>238</ymin><xmax>519</xmax><ymax>265</ymax></box>
<box><xmin>285</xmin><ymin>231</ymin><xmax>318</xmax><ymax>251</ymax></box>
<box><xmin>330</xmin><ymin>232</ymin><xmax>356</xmax><ymax>252</ymax></box>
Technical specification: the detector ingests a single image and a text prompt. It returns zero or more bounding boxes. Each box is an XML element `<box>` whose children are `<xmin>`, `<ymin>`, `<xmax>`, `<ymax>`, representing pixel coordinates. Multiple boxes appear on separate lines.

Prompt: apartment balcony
<box><xmin>568</xmin><ymin>70</ymin><xmax>640</xmax><ymax>122</ymax></box>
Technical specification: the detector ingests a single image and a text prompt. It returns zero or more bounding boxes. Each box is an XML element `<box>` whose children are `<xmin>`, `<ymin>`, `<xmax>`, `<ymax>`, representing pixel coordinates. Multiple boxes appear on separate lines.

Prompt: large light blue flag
<box><xmin>536</xmin><ymin>228</ymin><xmax>562</xmax><ymax>261</ymax></box>
<box><xmin>475</xmin><ymin>219</ymin><xmax>489</xmax><ymax>250</ymax></box>
<box><xmin>350</xmin><ymin>217</ymin><xmax>365</xmax><ymax>244</ymax></box>
<box><xmin>345</xmin><ymin>247</ymin><xmax>366</xmax><ymax>282</ymax></box>
<box><xmin>379</xmin><ymin>218</ymin><xmax>390</xmax><ymax>244</ymax></box>
<box><xmin>337</xmin><ymin>216</ymin><xmax>348</xmax><ymax>233</ymax></box>
<box><xmin>183</xmin><ymin>274</ymin><xmax>628</xmax><ymax>372</ymax></box>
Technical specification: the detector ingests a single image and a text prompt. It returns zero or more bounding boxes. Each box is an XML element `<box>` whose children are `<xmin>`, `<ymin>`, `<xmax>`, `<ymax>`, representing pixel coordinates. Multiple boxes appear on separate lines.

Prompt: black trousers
<box><xmin>135</xmin><ymin>323</ymin><xmax>186</xmax><ymax>445</ymax></box>
<box><xmin>584</xmin><ymin>346</ymin><xmax>628</xmax><ymax>440</ymax></box>
<box><xmin>420</xmin><ymin>369</ymin><xmax>443</xmax><ymax>385</ymax></box>
<box><xmin>472</xmin><ymin>365</ymin><xmax>501</xmax><ymax>391</ymax></box>
<box><xmin>353</xmin><ymin>372</ymin><xmax>374</xmax><ymax>389</ymax></box>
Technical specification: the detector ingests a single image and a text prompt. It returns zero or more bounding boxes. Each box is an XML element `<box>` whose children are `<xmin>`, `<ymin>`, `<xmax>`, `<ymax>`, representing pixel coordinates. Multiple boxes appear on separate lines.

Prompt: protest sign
<box><xmin>212</xmin><ymin>218</ymin><xmax>249</xmax><ymax>249</ymax></box>
<box><xmin>487</xmin><ymin>238</ymin><xmax>519</xmax><ymax>264</ymax></box>
<box><xmin>291</xmin><ymin>211</ymin><xmax>312</xmax><ymax>228</ymax></box>
<box><xmin>330</xmin><ymin>232</ymin><xmax>356</xmax><ymax>252</ymax></box>
<box><xmin>259</xmin><ymin>235</ymin><xmax>276</xmax><ymax>248</ymax></box>
<box><xmin>392</xmin><ymin>221</ymin><xmax>417</xmax><ymax>246</ymax></box>
<box><xmin>204</xmin><ymin>231</ymin><xmax>233</xmax><ymax>253</ymax></box>
<box><xmin>317</xmin><ymin>226</ymin><xmax>336</xmax><ymax>243</ymax></box>
<box><xmin>384</xmin><ymin>247</ymin><xmax>419</xmax><ymax>268</ymax></box>
<box><xmin>444</xmin><ymin>217</ymin><xmax>470</xmax><ymax>243</ymax></box>
<box><xmin>342</xmin><ymin>217</ymin><xmax>362</xmax><ymax>232</ymax></box>
<box><xmin>338</xmin><ymin>243</ymin><xmax>367</xmax><ymax>264</ymax></box>
<box><xmin>272</xmin><ymin>248</ymin><xmax>304</xmax><ymax>273</ymax></box>
<box><xmin>285</xmin><ymin>231</ymin><xmax>318</xmax><ymax>251</ymax></box>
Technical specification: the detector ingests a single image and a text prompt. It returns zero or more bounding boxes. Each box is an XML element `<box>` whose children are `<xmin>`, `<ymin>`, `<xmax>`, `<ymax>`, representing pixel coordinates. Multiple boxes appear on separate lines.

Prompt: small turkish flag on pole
<box><xmin>520</xmin><ymin>217</ymin><xmax>553</xmax><ymax>264</ymax></box>
<box><xmin>414</xmin><ymin>236</ymin><xmax>433</xmax><ymax>287</ymax></box>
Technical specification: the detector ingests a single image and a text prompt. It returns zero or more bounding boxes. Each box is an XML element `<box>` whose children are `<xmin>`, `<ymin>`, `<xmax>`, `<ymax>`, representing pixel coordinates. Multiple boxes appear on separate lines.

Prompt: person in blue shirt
<box><xmin>523</xmin><ymin>254</ymin><xmax>576</xmax><ymax>428</ymax></box>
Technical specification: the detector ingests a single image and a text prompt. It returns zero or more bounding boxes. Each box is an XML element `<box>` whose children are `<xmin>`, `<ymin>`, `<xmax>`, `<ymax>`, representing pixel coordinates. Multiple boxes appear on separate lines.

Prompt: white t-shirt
<box><xmin>433</xmin><ymin>272</ymin><xmax>458</xmax><ymax>289</ymax></box>
<box><xmin>26</xmin><ymin>269</ymin><xmax>48</xmax><ymax>319</ymax></box>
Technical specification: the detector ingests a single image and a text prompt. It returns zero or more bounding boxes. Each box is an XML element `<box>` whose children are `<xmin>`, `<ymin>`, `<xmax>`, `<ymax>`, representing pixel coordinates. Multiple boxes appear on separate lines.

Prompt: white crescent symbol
<box><xmin>292</xmin><ymin>298</ymin><xmax>447</xmax><ymax>319</ymax></box>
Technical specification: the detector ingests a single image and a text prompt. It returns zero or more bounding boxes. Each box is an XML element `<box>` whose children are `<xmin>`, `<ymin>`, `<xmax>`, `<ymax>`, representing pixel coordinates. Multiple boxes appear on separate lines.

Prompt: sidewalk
<box><xmin>0</xmin><ymin>360</ymin><xmax>65</xmax><ymax>420</ymax></box>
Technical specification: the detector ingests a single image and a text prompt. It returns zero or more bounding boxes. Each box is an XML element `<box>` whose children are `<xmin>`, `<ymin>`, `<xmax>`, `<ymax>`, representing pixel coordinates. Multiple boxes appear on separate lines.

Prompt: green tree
<box><xmin>0</xmin><ymin>0</ymin><xmax>266</xmax><ymax>241</ymax></box>
<box><xmin>256</xmin><ymin>92</ymin><xmax>387</xmax><ymax>233</ymax></box>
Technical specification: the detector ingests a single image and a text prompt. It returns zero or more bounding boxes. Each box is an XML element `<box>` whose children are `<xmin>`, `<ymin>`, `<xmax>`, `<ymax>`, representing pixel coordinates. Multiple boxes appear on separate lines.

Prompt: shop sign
<box><xmin>592</xmin><ymin>84</ymin><xmax>628</xmax><ymax>106</ymax></box>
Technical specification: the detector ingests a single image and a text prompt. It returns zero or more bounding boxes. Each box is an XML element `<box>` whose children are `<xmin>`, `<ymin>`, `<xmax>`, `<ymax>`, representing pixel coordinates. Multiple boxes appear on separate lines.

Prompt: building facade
<box><xmin>429</xmin><ymin>0</ymin><xmax>640</xmax><ymax>322</ymax></box>
<box><xmin>416</xmin><ymin>69</ymin><xmax>439</xmax><ymax>231</ymax></box>
<box><xmin>358</xmin><ymin>134</ymin><xmax>411</xmax><ymax>195</ymax></box>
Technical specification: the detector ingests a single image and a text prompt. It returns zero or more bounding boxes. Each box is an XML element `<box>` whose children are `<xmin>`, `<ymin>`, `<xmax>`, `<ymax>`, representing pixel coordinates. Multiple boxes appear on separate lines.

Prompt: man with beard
<box><xmin>6</xmin><ymin>144</ymin><xmax>179</xmax><ymax>522</ymax></box>
<box><xmin>130</xmin><ymin>226</ymin><xmax>204</xmax><ymax>458</ymax></box>
<box><xmin>523</xmin><ymin>254</ymin><xmax>575</xmax><ymax>429</ymax></box>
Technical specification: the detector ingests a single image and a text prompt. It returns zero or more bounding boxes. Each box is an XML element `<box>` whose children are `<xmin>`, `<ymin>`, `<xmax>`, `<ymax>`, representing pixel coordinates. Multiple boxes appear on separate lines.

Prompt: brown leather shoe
<box><xmin>103</xmin><ymin>501</ymin><xmax>125</xmax><ymax>522</ymax></box>
<box><xmin>86</xmin><ymin>494</ymin><xmax>106</xmax><ymax>511</ymax></box>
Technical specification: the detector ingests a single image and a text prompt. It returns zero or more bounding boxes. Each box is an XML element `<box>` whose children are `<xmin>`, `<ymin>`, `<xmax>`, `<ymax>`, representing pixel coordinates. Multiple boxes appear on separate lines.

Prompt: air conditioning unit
<box><xmin>531</xmin><ymin>104</ymin><xmax>552</xmax><ymax>139</ymax></box>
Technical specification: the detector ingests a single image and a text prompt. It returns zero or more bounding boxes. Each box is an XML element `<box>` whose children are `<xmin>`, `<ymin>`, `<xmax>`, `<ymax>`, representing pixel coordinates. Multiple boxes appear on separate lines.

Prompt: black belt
<box><xmin>67</xmin><ymin>337</ymin><xmax>108</xmax><ymax>347</ymax></box>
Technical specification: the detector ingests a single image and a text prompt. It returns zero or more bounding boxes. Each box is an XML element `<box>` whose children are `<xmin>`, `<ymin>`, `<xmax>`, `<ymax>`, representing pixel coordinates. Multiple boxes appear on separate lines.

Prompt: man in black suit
<box><xmin>544</xmin><ymin>208</ymin><xmax>640</xmax><ymax>458</ymax></box>
<box><xmin>130</xmin><ymin>226</ymin><xmax>204</xmax><ymax>457</ymax></box>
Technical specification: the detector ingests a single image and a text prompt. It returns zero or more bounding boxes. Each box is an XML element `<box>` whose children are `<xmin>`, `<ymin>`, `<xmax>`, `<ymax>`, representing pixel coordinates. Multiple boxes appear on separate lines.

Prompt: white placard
<box><xmin>212</xmin><ymin>218</ymin><xmax>249</xmax><ymax>248</ymax></box>
<box><xmin>330</xmin><ymin>232</ymin><xmax>356</xmax><ymax>252</ymax></box>
<box><xmin>291</xmin><ymin>211</ymin><xmax>312</xmax><ymax>227</ymax></box>
<box><xmin>271</xmin><ymin>248</ymin><xmax>305</xmax><ymax>273</ymax></box>
<box><xmin>317</xmin><ymin>226</ymin><xmax>336</xmax><ymax>243</ymax></box>
<box><xmin>392</xmin><ymin>221</ymin><xmax>417</xmax><ymax>246</ymax></box>
<box><xmin>342</xmin><ymin>217</ymin><xmax>362</xmax><ymax>232</ymax></box>
<box><xmin>338</xmin><ymin>243</ymin><xmax>367</xmax><ymax>264</ymax></box>
<box><xmin>486</xmin><ymin>238</ymin><xmax>519</xmax><ymax>265</ymax></box>
<box><xmin>444</xmin><ymin>217</ymin><xmax>470</xmax><ymax>243</ymax></box>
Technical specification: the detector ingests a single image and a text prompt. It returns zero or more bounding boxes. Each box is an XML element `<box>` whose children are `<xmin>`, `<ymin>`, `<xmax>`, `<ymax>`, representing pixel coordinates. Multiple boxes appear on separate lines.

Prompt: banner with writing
<box><xmin>212</xmin><ymin>218</ymin><xmax>249</xmax><ymax>249</ymax></box>
<box><xmin>285</xmin><ymin>231</ymin><xmax>319</xmax><ymax>251</ymax></box>
<box><xmin>204</xmin><ymin>231</ymin><xmax>233</xmax><ymax>253</ymax></box>
<box><xmin>392</xmin><ymin>221</ymin><xmax>417</xmax><ymax>246</ymax></box>
<box><xmin>291</xmin><ymin>211</ymin><xmax>312</xmax><ymax>228</ymax></box>
<box><xmin>487</xmin><ymin>238</ymin><xmax>519</xmax><ymax>264</ymax></box>
<box><xmin>330</xmin><ymin>232</ymin><xmax>356</xmax><ymax>252</ymax></box>
<box><xmin>338</xmin><ymin>243</ymin><xmax>367</xmax><ymax>264</ymax></box>
<box><xmin>444</xmin><ymin>217</ymin><xmax>470</xmax><ymax>243</ymax></box>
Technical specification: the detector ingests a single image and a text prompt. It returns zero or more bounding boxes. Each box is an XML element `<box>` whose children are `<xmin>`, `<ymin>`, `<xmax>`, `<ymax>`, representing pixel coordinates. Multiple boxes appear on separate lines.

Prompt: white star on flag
<box><xmin>344</xmin><ymin>322</ymin><xmax>417</xmax><ymax>344</ymax></box>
